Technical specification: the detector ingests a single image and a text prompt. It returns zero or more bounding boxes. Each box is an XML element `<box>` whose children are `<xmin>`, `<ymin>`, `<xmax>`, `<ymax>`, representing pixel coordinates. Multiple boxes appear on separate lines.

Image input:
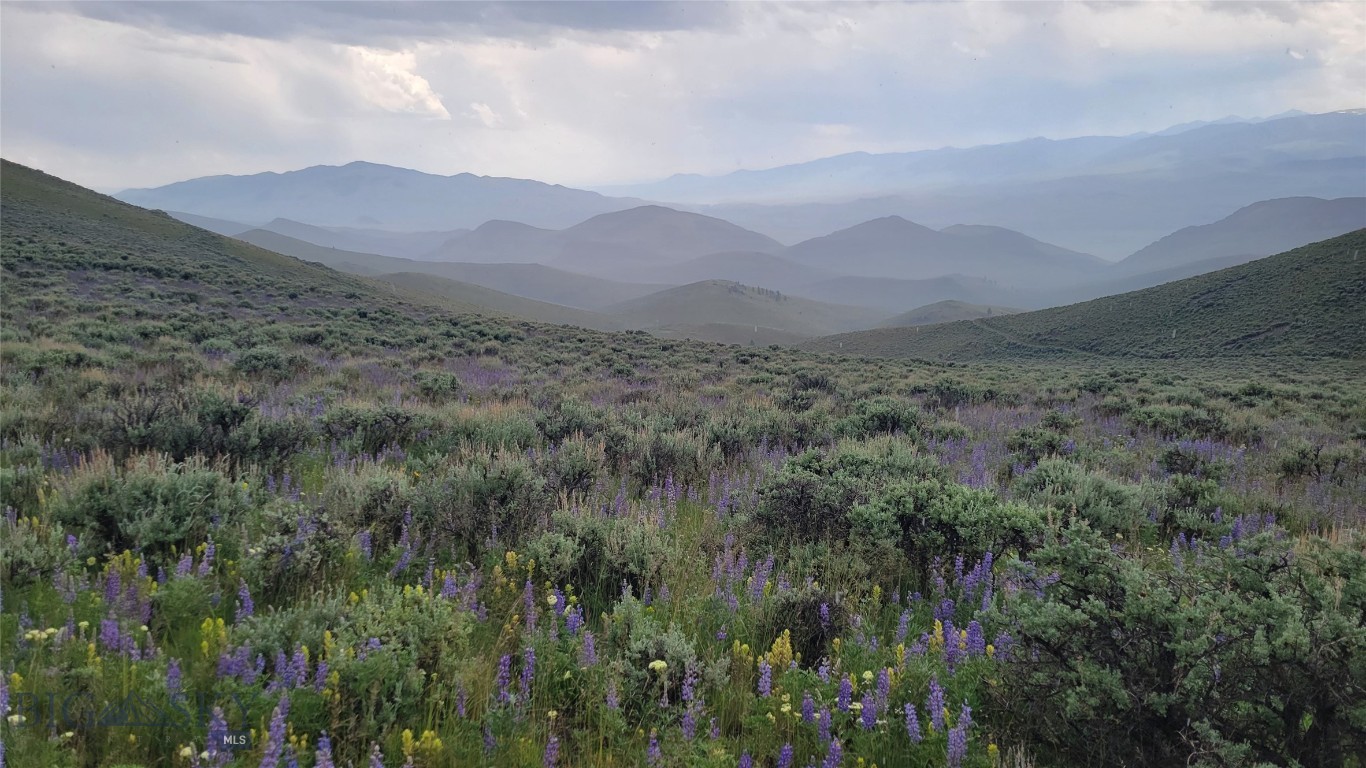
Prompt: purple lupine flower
<box><xmin>496</xmin><ymin>654</ymin><xmax>512</xmax><ymax>704</ymax></box>
<box><xmin>520</xmin><ymin>645</ymin><xmax>536</xmax><ymax>698</ymax></box>
<box><xmin>441</xmin><ymin>572</ymin><xmax>459</xmax><ymax>600</ymax></box>
<box><xmin>315</xmin><ymin>732</ymin><xmax>335</xmax><ymax>768</ymax></box>
<box><xmin>176</xmin><ymin>552</ymin><xmax>194</xmax><ymax>578</ymax></box>
<box><xmin>709</xmin><ymin>717</ymin><xmax>720</xmax><ymax>740</ymax></box>
<box><xmin>523</xmin><ymin>579</ymin><xmax>538</xmax><ymax>632</ymax></box>
<box><xmin>818</xmin><ymin>707</ymin><xmax>832</xmax><ymax>743</ymax></box>
<box><xmin>368</xmin><ymin>742</ymin><xmax>385</xmax><ymax>768</ymax></box>
<box><xmin>895</xmin><ymin>611</ymin><xmax>911</xmax><ymax>644</ymax></box>
<box><xmin>801</xmin><ymin>691</ymin><xmax>816</xmax><ymax>723</ymax></box>
<box><xmin>716</xmin><ymin>625</ymin><xmax>728</xmax><ymax>641</ymax></box>
<box><xmin>821</xmin><ymin>739</ymin><xmax>843</xmax><ymax>768</ymax></box>
<box><xmin>819</xmin><ymin>602</ymin><xmax>830</xmax><ymax>628</ymax></box>
<box><xmin>104</xmin><ymin>569</ymin><xmax>121</xmax><ymax>606</ymax></box>
<box><xmin>456</xmin><ymin>684</ymin><xmax>467</xmax><ymax>718</ymax></box>
<box><xmin>904</xmin><ymin>702</ymin><xmax>922</xmax><ymax>743</ymax></box>
<box><xmin>358</xmin><ymin>530</ymin><xmax>373</xmax><ymax>560</ymax></box>
<box><xmin>777</xmin><ymin>743</ymin><xmax>794</xmax><ymax>768</ymax></box>
<box><xmin>206</xmin><ymin>706</ymin><xmax>231</xmax><ymax>767</ymax></box>
<box><xmin>259</xmin><ymin>694</ymin><xmax>290</xmax><ymax>768</ymax></box>
<box><xmin>817</xmin><ymin>662</ymin><xmax>831</xmax><ymax>684</ymax></box>
<box><xmin>876</xmin><ymin>668</ymin><xmax>891</xmax><ymax>712</ymax></box>
<box><xmin>947</xmin><ymin>718</ymin><xmax>969</xmax><ymax>767</ymax></box>
<box><xmin>166</xmin><ymin>658</ymin><xmax>182</xmax><ymax>697</ymax></box>
<box><xmin>942</xmin><ymin>618</ymin><xmax>960</xmax><ymax>668</ymax></box>
<box><xmin>647</xmin><ymin>730</ymin><xmax>661</xmax><ymax>766</ymax></box>
<box><xmin>837</xmin><ymin>676</ymin><xmax>852</xmax><ymax>712</ymax></box>
<box><xmin>993</xmin><ymin>632</ymin><xmax>1013</xmax><ymax>658</ymax></box>
<box><xmin>314</xmin><ymin>660</ymin><xmax>328</xmax><ymax>693</ymax></box>
<box><xmin>99</xmin><ymin>618</ymin><xmax>121</xmax><ymax>651</ymax></box>
<box><xmin>757</xmin><ymin>660</ymin><xmax>772</xmax><ymax>697</ymax></box>
<box><xmin>739</xmin><ymin>753</ymin><xmax>753</xmax><ymax>768</ymax></box>
<box><xmin>198</xmin><ymin>541</ymin><xmax>215</xmax><ymax>577</ymax></box>
<box><xmin>542</xmin><ymin>735</ymin><xmax>560</xmax><ymax>768</ymax></box>
<box><xmin>681</xmin><ymin>704</ymin><xmax>697</xmax><ymax>740</ymax></box>
<box><xmin>606</xmin><ymin>680</ymin><xmax>619</xmax><ymax>710</ymax></box>
<box><xmin>483</xmin><ymin>724</ymin><xmax>496</xmax><ymax>754</ymax></box>
<box><xmin>580</xmin><ymin>631</ymin><xmax>597</xmax><ymax>666</ymax></box>
<box><xmin>927</xmin><ymin>676</ymin><xmax>946</xmax><ymax>731</ymax></box>
<box><xmin>965</xmin><ymin>621</ymin><xmax>986</xmax><ymax>657</ymax></box>
<box><xmin>237</xmin><ymin>579</ymin><xmax>254</xmax><ymax>621</ymax></box>
<box><xmin>859</xmin><ymin>692</ymin><xmax>876</xmax><ymax>730</ymax></box>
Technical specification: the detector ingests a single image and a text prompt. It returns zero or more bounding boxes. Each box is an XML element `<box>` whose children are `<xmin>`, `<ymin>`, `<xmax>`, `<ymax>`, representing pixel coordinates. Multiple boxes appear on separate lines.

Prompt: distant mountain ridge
<box><xmin>119</xmin><ymin>161</ymin><xmax>645</xmax><ymax>231</ymax></box>
<box><xmin>1115</xmin><ymin>197</ymin><xmax>1366</xmax><ymax>274</ymax></box>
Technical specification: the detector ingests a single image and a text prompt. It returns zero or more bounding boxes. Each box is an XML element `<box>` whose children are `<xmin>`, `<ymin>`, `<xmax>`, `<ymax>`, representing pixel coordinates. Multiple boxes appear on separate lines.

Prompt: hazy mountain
<box><xmin>651</xmin><ymin>251</ymin><xmax>834</xmax><ymax>292</ymax></box>
<box><xmin>805</xmin><ymin>229</ymin><xmax>1366</xmax><ymax>361</ymax></box>
<box><xmin>424</xmin><ymin>205</ymin><xmax>783</xmax><ymax>279</ymax></box>
<box><xmin>371</xmin><ymin>273</ymin><xmax>623</xmax><ymax>331</ymax></box>
<box><xmin>116</xmin><ymin>161</ymin><xmax>644</xmax><ymax>231</ymax></box>
<box><xmin>231</xmin><ymin>229</ymin><xmax>664</xmax><ymax>310</ymax></box>
<box><xmin>664</xmin><ymin>111</ymin><xmax>1366</xmax><ymax>256</ymax></box>
<box><xmin>611</xmin><ymin>111</ymin><xmax>1364</xmax><ymax>206</ymax></box>
<box><xmin>258</xmin><ymin>218</ymin><xmax>470</xmax><ymax>260</ymax></box>
<box><xmin>428</xmin><ymin>220</ymin><xmax>558</xmax><ymax>263</ymax></box>
<box><xmin>166</xmin><ymin>211</ymin><xmax>255</xmax><ymax>236</ymax></box>
<box><xmin>795</xmin><ymin>274</ymin><xmax>1012</xmax><ymax>313</ymax></box>
<box><xmin>879</xmin><ymin>300</ymin><xmax>1022</xmax><ymax>328</ymax></box>
<box><xmin>1115</xmin><ymin>197</ymin><xmax>1366</xmax><ymax>275</ymax></box>
<box><xmin>549</xmin><ymin>206</ymin><xmax>783</xmax><ymax>277</ymax></box>
<box><xmin>782</xmin><ymin>216</ymin><xmax>1105</xmax><ymax>283</ymax></box>
<box><xmin>606</xmin><ymin>280</ymin><xmax>883</xmax><ymax>339</ymax></box>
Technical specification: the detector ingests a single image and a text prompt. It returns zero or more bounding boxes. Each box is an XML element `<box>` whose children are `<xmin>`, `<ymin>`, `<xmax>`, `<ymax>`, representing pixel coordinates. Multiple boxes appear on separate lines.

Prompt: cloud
<box><xmin>347</xmin><ymin>46</ymin><xmax>450</xmax><ymax>118</ymax></box>
<box><xmin>2</xmin><ymin>1</ymin><xmax>1363</xmax><ymax>191</ymax></box>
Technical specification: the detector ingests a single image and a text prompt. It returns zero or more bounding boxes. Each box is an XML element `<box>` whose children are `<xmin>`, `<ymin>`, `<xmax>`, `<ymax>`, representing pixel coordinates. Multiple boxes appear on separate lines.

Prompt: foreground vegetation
<box><xmin>2</xmin><ymin>160</ymin><xmax>1364</xmax><ymax>768</ymax></box>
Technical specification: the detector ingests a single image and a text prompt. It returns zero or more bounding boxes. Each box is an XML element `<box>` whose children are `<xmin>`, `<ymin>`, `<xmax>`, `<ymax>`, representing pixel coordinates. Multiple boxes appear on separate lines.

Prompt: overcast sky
<box><xmin>2</xmin><ymin>1</ymin><xmax>1363</xmax><ymax>192</ymax></box>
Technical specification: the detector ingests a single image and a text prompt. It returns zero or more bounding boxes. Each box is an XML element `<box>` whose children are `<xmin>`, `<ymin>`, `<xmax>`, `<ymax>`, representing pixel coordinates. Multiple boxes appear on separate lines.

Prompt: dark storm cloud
<box><xmin>48</xmin><ymin>1</ymin><xmax>742</xmax><ymax>44</ymax></box>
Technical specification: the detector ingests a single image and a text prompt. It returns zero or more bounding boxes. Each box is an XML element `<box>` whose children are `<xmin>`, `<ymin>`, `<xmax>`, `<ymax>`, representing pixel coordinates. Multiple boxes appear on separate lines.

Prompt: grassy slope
<box><xmin>372</xmin><ymin>272</ymin><xmax>624</xmax><ymax>331</ymax></box>
<box><xmin>607</xmin><ymin>280</ymin><xmax>885</xmax><ymax>338</ymax></box>
<box><xmin>879</xmin><ymin>300</ymin><xmax>1023</xmax><ymax>328</ymax></box>
<box><xmin>233</xmin><ymin>228</ymin><xmax>666</xmax><ymax>310</ymax></box>
<box><xmin>806</xmin><ymin>230</ymin><xmax>1366</xmax><ymax>361</ymax></box>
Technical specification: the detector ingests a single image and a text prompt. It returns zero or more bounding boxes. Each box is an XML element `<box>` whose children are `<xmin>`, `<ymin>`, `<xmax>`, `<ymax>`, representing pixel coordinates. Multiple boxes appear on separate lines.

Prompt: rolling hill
<box><xmin>782</xmin><ymin>216</ymin><xmax>1105</xmax><ymax>284</ymax></box>
<box><xmin>230</xmin><ymin>229</ymin><xmax>664</xmax><ymax>310</ymax></box>
<box><xmin>879</xmin><ymin>300</ymin><xmax>1022</xmax><ymax>328</ymax></box>
<box><xmin>607</xmin><ymin>280</ymin><xmax>884</xmax><ymax>339</ymax></box>
<box><xmin>795</xmin><ymin>274</ymin><xmax>1012</xmax><ymax>313</ymax></box>
<box><xmin>255</xmin><ymin>218</ymin><xmax>471</xmax><ymax>260</ymax></box>
<box><xmin>370</xmin><ymin>273</ymin><xmax>623</xmax><ymax>331</ymax></box>
<box><xmin>651</xmin><ymin>251</ymin><xmax>834</xmax><ymax>292</ymax></box>
<box><xmin>1115</xmin><ymin>197</ymin><xmax>1366</xmax><ymax>275</ymax></box>
<box><xmin>804</xmin><ymin>230</ymin><xmax>1366</xmax><ymax>361</ymax></box>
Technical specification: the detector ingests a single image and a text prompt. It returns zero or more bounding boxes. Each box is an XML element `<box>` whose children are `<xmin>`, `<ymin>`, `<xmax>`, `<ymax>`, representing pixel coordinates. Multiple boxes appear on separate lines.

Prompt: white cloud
<box><xmin>2</xmin><ymin>1</ymin><xmax>1362</xmax><ymax>191</ymax></box>
<box><xmin>346</xmin><ymin>46</ymin><xmax>450</xmax><ymax>118</ymax></box>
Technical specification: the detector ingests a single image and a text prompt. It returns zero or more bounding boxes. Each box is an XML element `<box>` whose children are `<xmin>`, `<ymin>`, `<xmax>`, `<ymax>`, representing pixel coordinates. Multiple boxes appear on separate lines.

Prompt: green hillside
<box><xmin>234</xmin><ymin>228</ymin><xmax>665</xmax><ymax>310</ymax></box>
<box><xmin>806</xmin><ymin>230</ymin><xmax>1366</xmax><ymax>361</ymax></box>
<box><xmin>609</xmin><ymin>280</ymin><xmax>884</xmax><ymax>338</ymax></box>
<box><xmin>372</xmin><ymin>271</ymin><xmax>623</xmax><ymax>331</ymax></box>
<box><xmin>879</xmin><ymin>300</ymin><xmax>1022</xmax><ymax>328</ymax></box>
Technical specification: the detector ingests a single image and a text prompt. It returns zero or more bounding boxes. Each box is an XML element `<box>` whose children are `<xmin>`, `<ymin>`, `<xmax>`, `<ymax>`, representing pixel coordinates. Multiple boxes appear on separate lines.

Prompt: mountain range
<box><xmin>120</xmin><ymin>110</ymin><xmax>1365</xmax><ymax>260</ymax></box>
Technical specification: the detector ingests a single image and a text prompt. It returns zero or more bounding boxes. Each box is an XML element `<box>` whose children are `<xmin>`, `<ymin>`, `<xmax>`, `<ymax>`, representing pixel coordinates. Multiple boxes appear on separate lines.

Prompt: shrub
<box><xmin>993</xmin><ymin>521</ymin><xmax>1366</xmax><ymax>767</ymax></box>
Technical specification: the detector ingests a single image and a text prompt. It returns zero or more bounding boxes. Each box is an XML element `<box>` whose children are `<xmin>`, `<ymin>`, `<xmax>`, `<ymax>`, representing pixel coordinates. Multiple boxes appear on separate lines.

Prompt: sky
<box><xmin>2</xmin><ymin>1</ymin><xmax>1364</xmax><ymax>192</ymax></box>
